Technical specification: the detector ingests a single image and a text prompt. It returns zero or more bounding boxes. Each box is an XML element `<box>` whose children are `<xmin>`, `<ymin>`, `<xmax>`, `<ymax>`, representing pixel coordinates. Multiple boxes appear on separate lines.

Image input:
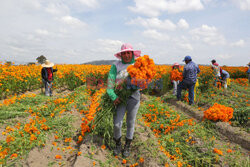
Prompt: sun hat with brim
<box><xmin>42</xmin><ymin>60</ymin><xmax>54</xmax><ymax>68</ymax></box>
<box><xmin>183</xmin><ymin>55</ymin><xmax>192</xmax><ymax>62</ymax></box>
<box><xmin>114</xmin><ymin>43</ymin><xmax>141</xmax><ymax>59</ymax></box>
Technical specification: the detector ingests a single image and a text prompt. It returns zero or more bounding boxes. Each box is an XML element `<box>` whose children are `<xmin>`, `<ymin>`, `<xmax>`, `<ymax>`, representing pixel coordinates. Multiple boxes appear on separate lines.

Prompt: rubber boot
<box><xmin>122</xmin><ymin>137</ymin><xmax>132</xmax><ymax>157</ymax></box>
<box><xmin>113</xmin><ymin>137</ymin><xmax>122</xmax><ymax>156</ymax></box>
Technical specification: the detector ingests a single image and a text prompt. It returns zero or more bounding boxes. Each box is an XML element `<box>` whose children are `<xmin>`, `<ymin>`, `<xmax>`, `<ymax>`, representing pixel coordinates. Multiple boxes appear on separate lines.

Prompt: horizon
<box><xmin>2</xmin><ymin>59</ymin><xmax>248</xmax><ymax>67</ymax></box>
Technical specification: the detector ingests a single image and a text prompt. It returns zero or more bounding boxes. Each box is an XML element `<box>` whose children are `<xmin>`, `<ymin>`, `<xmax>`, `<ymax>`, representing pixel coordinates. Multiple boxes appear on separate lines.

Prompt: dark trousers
<box><xmin>177</xmin><ymin>80</ymin><xmax>195</xmax><ymax>105</ymax></box>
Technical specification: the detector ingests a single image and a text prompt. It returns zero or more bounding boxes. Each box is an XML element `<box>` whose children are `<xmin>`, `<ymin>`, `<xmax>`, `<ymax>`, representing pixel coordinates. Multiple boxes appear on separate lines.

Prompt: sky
<box><xmin>0</xmin><ymin>0</ymin><xmax>249</xmax><ymax>66</ymax></box>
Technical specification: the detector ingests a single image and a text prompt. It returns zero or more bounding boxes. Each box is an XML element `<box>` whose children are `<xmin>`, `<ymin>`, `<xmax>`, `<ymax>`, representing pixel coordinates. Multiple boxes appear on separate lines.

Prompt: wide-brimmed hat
<box><xmin>114</xmin><ymin>43</ymin><xmax>141</xmax><ymax>59</ymax></box>
<box><xmin>42</xmin><ymin>60</ymin><xmax>54</xmax><ymax>67</ymax></box>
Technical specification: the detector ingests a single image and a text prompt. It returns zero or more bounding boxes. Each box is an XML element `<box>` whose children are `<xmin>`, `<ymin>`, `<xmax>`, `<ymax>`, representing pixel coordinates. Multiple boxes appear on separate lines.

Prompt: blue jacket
<box><xmin>183</xmin><ymin>61</ymin><xmax>200</xmax><ymax>84</ymax></box>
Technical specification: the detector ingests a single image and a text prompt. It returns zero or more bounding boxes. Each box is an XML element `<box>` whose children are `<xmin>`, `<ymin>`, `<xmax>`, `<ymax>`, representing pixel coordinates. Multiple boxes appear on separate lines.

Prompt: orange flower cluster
<box><xmin>203</xmin><ymin>103</ymin><xmax>233</xmax><ymax>122</ymax></box>
<box><xmin>0</xmin><ymin>90</ymin><xmax>80</xmax><ymax>163</ymax></box>
<box><xmin>53</xmin><ymin>98</ymin><xmax>68</xmax><ymax>105</ymax></box>
<box><xmin>142</xmin><ymin>103</ymin><xmax>196</xmax><ymax>165</ymax></box>
<box><xmin>0</xmin><ymin>93</ymin><xmax>36</xmax><ymax>107</ymax></box>
<box><xmin>213</xmin><ymin>148</ymin><xmax>223</xmax><ymax>155</ymax></box>
<box><xmin>0</xmin><ymin>112</ymin><xmax>50</xmax><ymax>160</ymax></box>
<box><xmin>127</xmin><ymin>55</ymin><xmax>156</xmax><ymax>89</ymax></box>
<box><xmin>0</xmin><ymin>63</ymin><xmax>110</xmax><ymax>98</ymax></box>
<box><xmin>231</xmin><ymin>78</ymin><xmax>248</xmax><ymax>86</ymax></box>
<box><xmin>78</xmin><ymin>88</ymin><xmax>105</xmax><ymax>143</ymax></box>
<box><xmin>170</xmin><ymin>69</ymin><xmax>183</xmax><ymax>81</ymax></box>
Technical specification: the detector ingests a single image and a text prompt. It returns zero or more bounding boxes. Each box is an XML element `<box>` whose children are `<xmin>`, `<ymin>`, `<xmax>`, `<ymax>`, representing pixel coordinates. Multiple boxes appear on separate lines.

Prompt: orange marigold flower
<box><xmin>6</xmin><ymin>135</ymin><xmax>15</xmax><ymax>143</ymax></box>
<box><xmin>54</xmin><ymin>135</ymin><xmax>59</xmax><ymax>139</ymax></box>
<box><xmin>50</xmin><ymin>113</ymin><xmax>55</xmax><ymax>117</ymax></box>
<box><xmin>10</xmin><ymin>153</ymin><xmax>18</xmax><ymax>159</ymax></box>
<box><xmin>64</xmin><ymin>138</ymin><xmax>72</xmax><ymax>143</ymax></box>
<box><xmin>101</xmin><ymin>145</ymin><xmax>106</xmax><ymax>150</ymax></box>
<box><xmin>213</xmin><ymin>148</ymin><xmax>223</xmax><ymax>155</ymax></box>
<box><xmin>77</xmin><ymin>135</ymin><xmax>83</xmax><ymax>143</ymax></box>
<box><xmin>55</xmin><ymin>155</ymin><xmax>62</xmax><ymax>159</ymax></box>
<box><xmin>30</xmin><ymin>134</ymin><xmax>37</xmax><ymax>141</ymax></box>
<box><xmin>122</xmin><ymin>159</ymin><xmax>127</xmax><ymax>164</ymax></box>
<box><xmin>139</xmin><ymin>157</ymin><xmax>144</xmax><ymax>163</ymax></box>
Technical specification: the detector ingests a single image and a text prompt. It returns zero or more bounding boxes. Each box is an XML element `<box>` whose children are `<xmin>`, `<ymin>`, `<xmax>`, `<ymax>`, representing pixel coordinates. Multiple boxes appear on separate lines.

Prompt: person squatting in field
<box><xmin>106</xmin><ymin>43</ymin><xmax>141</xmax><ymax>157</ymax></box>
<box><xmin>171</xmin><ymin>63</ymin><xmax>181</xmax><ymax>95</ymax></box>
<box><xmin>177</xmin><ymin>55</ymin><xmax>200</xmax><ymax>105</ymax></box>
<box><xmin>211</xmin><ymin>59</ymin><xmax>221</xmax><ymax>87</ymax></box>
<box><xmin>41</xmin><ymin>60</ymin><xmax>58</xmax><ymax>96</ymax></box>
<box><xmin>220</xmin><ymin>69</ymin><xmax>230</xmax><ymax>89</ymax></box>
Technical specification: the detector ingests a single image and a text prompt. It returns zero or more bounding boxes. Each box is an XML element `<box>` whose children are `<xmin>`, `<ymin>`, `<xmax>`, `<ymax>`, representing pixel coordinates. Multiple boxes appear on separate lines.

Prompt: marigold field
<box><xmin>0</xmin><ymin>62</ymin><xmax>249</xmax><ymax>167</ymax></box>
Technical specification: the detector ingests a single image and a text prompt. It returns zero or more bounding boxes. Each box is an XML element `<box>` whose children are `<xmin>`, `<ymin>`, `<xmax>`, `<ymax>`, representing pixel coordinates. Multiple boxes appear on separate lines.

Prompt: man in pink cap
<box><xmin>107</xmin><ymin>43</ymin><xmax>141</xmax><ymax>157</ymax></box>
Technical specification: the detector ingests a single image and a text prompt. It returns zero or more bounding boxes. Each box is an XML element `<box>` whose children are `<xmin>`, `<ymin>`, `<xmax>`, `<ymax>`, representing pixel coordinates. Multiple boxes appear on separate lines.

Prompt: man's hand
<box><xmin>113</xmin><ymin>97</ymin><xmax>121</xmax><ymax>106</ymax></box>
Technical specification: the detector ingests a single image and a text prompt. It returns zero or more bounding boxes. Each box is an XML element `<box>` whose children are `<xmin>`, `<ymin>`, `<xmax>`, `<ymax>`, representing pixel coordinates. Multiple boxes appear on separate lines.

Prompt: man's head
<box><xmin>183</xmin><ymin>55</ymin><xmax>192</xmax><ymax>64</ymax></box>
<box><xmin>211</xmin><ymin>59</ymin><xmax>216</xmax><ymax>64</ymax></box>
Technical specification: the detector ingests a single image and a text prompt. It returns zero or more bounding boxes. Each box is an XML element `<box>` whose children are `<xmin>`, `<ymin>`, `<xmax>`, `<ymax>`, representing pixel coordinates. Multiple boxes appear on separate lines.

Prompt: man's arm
<box><xmin>107</xmin><ymin>64</ymin><xmax>118</xmax><ymax>101</ymax></box>
<box><xmin>196</xmin><ymin>64</ymin><xmax>200</xmax><ymax>74</ymax></box>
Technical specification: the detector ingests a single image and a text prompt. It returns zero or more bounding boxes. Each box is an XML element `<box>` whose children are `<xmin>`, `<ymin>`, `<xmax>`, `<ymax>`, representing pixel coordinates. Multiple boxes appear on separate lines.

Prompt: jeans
<box><xmin>43</xmin><ymin>80</ymin><xmax>52</xmax><ymax>96</ymax></box>
<box><xmin>177</xmin><ymin>80</ymin><xmax>195</xmax><ymax>105</ymax></box>
<box><xmin>172</xmin><ymin>80</ymin><xmax>179</xmax><ymax>95</ymax></box>
<box><xmin>113</xmin><ymin>97</ymin><xmax>140</xmax><ymax>140</ymax></box>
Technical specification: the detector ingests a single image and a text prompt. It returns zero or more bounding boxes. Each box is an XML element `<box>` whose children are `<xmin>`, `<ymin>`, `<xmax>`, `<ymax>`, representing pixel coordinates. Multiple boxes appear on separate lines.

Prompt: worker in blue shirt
<box><xmin>220</xmin><ymin>69</ymin><xmax>230</xmax><ymax>89</ymax></box>
<box><xmin>177</xmin><ymin>55</ymin><xmax>200</xmax><ymax>105</ymax></box>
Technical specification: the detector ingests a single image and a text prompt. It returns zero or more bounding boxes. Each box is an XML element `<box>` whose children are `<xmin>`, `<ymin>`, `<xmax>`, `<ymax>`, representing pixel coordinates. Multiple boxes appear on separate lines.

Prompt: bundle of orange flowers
<box><xmin>170</xmin><ymin>69</ymin><xmax>183</xmax><ymax>81</ymax></box>
<box><xmin>203</xmin><ymin>103</ymin><xmax>233</xmax><ymax>122</ymax></box>
<box><xmin>127</xmin><ymin>55</ymin><xmax>156</xmax><ymax>89</ymax></box>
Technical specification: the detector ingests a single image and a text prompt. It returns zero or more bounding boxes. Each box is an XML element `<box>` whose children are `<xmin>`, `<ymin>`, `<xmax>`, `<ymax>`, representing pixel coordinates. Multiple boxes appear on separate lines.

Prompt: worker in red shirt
<box><xmin>41</xmin><ymin>60</ymin><xmax>58</xmax><ymax>96</ymax></box>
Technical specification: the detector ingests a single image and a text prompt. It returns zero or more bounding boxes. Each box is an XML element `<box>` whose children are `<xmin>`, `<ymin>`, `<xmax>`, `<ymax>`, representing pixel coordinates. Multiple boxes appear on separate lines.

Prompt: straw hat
<box><xmin>42</xmin><ymin>60</ymin><xmax>54</xmax><ymax>67</ymax></box>
<box><xmin>114</xmin><ymin>43</ymin><xmax>141</xmax><ymax>59</ymax></box>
